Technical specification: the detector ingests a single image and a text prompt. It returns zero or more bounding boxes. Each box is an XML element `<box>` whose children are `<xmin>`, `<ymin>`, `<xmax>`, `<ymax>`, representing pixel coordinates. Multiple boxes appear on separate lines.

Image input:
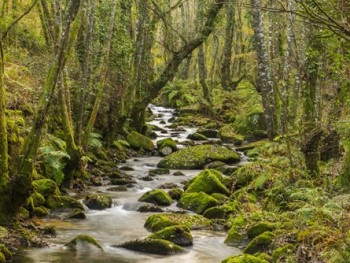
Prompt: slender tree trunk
<box><xmin>221</xmin><ymin>0</ymin><xmax>235</xmax><ymax>90</ymax></box>
<box><xmin>76</xmin><ymin>0</ymin><xmax>95</xmax><ymax>146</ymax></box>
<box><xmin>16</xmin><ymin>0</ymin><xmax>81</xmax><ymax>208</ymax></box>
<box><xmin>250</xmin><ymin>0</ymin><xmax>277</xmax><ymax>140</ymax></box>
<box><xmin>83</xmin><ymin>0</ymin><xmax>117</xmax><ymax>146</ymax></box>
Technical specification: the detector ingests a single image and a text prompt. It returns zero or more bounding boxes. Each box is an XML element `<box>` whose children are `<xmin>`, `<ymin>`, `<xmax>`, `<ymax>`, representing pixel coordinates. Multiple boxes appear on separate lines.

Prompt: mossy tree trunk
<box><xmin>250</xmin><ymin>0</ymin><xmax>277</xmax><ymax>140</ymax></box>
<box><xmin>83</xmin><ymin>0</ymin><xmax>118</xmax><ymax>147</ymax></box>
<box><xmin>220</xmin><ymin>0</ymin><xmax>235</xmax><ymax>90</ymax></box>
<box><xmin>15</xmin><ymin>0</ymin><xmax>81</xmax><ymax>211</ymax></box>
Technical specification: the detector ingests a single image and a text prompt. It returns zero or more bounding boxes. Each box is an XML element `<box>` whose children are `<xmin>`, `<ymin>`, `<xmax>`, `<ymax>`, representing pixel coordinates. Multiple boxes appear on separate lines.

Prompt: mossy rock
<box><xmin>177</xmin><ymin>192</ymin><xmax>219</xmax><ymax>214</ymax></box>
<box><xmin>247</xmin><ymin>222</ymin><xmax>275</xmax><ymax>239</ymax></box>
<box><xmin>187</xmin><ymin>132</ymin><xmax>208</xmax><ymax>141</ymax></box>
<box><xmin>0</xmin><ymin>227</ymin><xmax>8</xmax><ymax>239</ymax></box>
<box><xmin>30</xmin><ymin>192</ymin><xmax>46</xmax><ymax>207</ymax></box>
<box><xmin>205</xmin><ymin>161</ymin><xmax>229</xmax><ymax>174</ymax></box>
<box><xmin>219</xmin><ymin>125</ymin><xmax>244</xmax><ymax>145</ymax></box>
<box><xmin>233</xmin><ymin>163</ymin><xmax>261</xmax><ymax>188</ymax></box>
<box><xmin>158</xmin><ymin>145</ymin><xmax>240</xmax><ymax>169</ymax></box>
<box><xmin>116</xmin><ymin>238</ymin><xmax>184</xmax><ymax>255</ymax></box>
<box><xmin>46</xmin><ymin>195</ymin><xmax>84</xmax><ymax>210</ymax></box>
<box><xmin>144</xmin><ymin>213</ymin><xmax>212</xmax><ymax>232</ymax></box>
<box><xmin>65</xmin><ymin>209</ymin><xmax>86</xmax><ymax>219</ymax></box>
<box><xmin>186</xmin><ymin>169</ymin><xmax>230</xmax><ymax>196</ymax></box>
<box><xmin>235</xmin><ymin>140</ymin><xmax>268</xmax><ymax>154</ymax></box>
<box><xmin>149</xmin><ymin>225</ymin><xmax>193</xmax><ymax>246</ymax></box>
<box><xmin>203</xmin><ymin>204</ymin><xmax>236</xmax><ymax>219</ymax></box>
<box><xmin>127</xmin><ymin>131</ymin><xmax>154</xmax><ymax>151</ymax></box>
<box><xmin>0</xmin><ymin>244</ymin><xmax>11</xmax><ymax>261</ymax></box>
<box><xmin>244</xmin><ymin>231</ymin><xmax>275</xmax><ymax>254</ymax></box>
<box><xmin>168</xmin><ymin>188</ymin><xmax>183</xmax><ymax>200</ymax></box>
<box><xmin>222</xmin><ymin>254</ymin><xmax>269</xmax><ymax>263</ymax></box>
<box><xmin>32</xmin><ymin>179</ymin><xmax>60</xmax><ymax>198</ymax></box>
<box><xmin>65</xmin><ymin>234</ymin><xmax>103</xmax><ymax>251</ymax></box>
<box><xmin>196</xmin><ymin>128</ymin><xmax>219</xmax><ymax>138</ymax></box>
<box><xmin>16</xmin><ymin>207</ymin><xmax>30</xmax><ymax>221</ymax></box>
<box><xmin>0</xmin><ymin>252</ymin><xmax>5</xmax><ymax>263</ymax></box>
<box><xmin>139</xmin><ymin>190</ymin><xmax>173</xmax><ymax>206</ymax></box>
<box><xmin>32</xmin><ymin>206</ymin><xmax>49</xmax><ymax>217</ymax></box>
<box><xmin>157</xmin><ymin>138</ymin><xmax>177</xmax><ymax>151</ymax></box>
<box><xmin>225</xmin><ymin>215</ymin><xmax>247</xmax><ymax>245</ymax></box>
<box><xmin>272</xmin><ymin>244</ymin><xmax>295</xmax><ymax>261</ymax></box>
<box><xmin>84</xmin><ymin>194</ymin><xmax>112</xmax><ymax>210</ymax></box>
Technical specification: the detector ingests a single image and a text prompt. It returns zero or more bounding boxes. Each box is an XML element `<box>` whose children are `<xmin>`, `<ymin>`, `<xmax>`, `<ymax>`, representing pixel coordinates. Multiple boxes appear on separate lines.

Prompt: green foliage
<box><xmin>87</xmin><ymin>132</ymin><xmax>103</xmax><ymax>148</ymax></box>
<box><xmin>39</xmin><ymin>136</ymin><xmax>70</xmax><ymax>186</ymax></box>
<box><xmin>160</xmin><ymin>81</ymin><xmax>197</xmax><ymax>108</ymax></box>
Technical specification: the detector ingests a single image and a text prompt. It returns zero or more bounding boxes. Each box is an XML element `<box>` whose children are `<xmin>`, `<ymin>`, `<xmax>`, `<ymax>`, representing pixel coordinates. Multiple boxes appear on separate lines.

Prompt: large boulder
<box><xmin>177</xmin><ymin>192</ymin><xmax>219</xmax><ymax>214</ymax></box>
<box><xmin>148</xmin><ymin>225</ymin><xmax>193</xmax><ymax>246</ymax></box>
<box><xmin>158</xmin><ymin>145</ymin><xmax>240</xmax><ymax>169</ymax></box>
<box><xmin>84</xmin><ymin>194</ymin><xmax>112</xmax><ymax>210</ymax></box>
<box><xmin>127</xmin><ymin>131</ymin><xmax>154</xmax><ymax>151</ymax></box>
<box><xmin>144</xmin><ymin>213</ymin><xmax>212</xmax><ymax>232</ymax></box>
<box><xmin>32</xmin><ymin>179</ymin><xmax>60</xmax><ymax>198</ymax></box>
<box><xmin>45</xmin><ymin>195</ymin><xmax>84</xmax><ymax>210</ymax></box>
<box><xmin>116</xmin><ymin>238</ymin><xmax>183</xmax><ymax>255</ymax></box>
<box><xmin>186</xmin><ymin>169</ymin><xmax>230</xmax><ymax>196</ymax></box>
<box><xmin>138</xmin><ymin>190</ymin><xmax>173</xmax><ymax>206</ymax></box>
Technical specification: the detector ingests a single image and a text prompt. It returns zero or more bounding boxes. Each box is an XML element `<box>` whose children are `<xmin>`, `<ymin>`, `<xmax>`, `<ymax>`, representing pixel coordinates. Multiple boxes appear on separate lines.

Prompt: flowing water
<box><xmin>14</xmin><ymin>105</ymin><xmax>241</xmax><ymax>263</ymax></box>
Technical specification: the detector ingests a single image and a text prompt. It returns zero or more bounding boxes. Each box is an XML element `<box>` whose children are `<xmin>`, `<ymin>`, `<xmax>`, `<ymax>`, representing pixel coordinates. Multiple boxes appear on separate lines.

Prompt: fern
<box><xmin>88</xmin><ymin>132</ymin><xmax>103</xmax><ymax>148</ymax></box>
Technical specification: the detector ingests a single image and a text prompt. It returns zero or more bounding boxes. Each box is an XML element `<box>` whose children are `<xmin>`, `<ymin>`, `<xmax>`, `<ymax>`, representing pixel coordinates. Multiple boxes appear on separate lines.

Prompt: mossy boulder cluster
<box><xmin>158</xmin><ymin>145</ymin><xmax>240</xmax><ymax>169</ymax></box>
<box><xmin>27</xmin><ymin>179</ymin><xmax>85</xmax><ymax>218</ymax></box>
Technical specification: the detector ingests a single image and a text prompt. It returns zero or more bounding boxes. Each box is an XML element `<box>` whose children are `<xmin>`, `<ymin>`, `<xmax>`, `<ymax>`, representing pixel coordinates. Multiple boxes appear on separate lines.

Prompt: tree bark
<box><xmin>250</xmin><ymin>0</ymin><xmax>277</xmax><ymax>140</ymax></box>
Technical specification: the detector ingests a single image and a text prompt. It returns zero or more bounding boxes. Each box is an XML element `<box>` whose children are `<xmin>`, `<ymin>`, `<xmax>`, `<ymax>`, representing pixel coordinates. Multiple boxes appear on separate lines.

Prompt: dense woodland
<box><xmin>0</xmin><ymin>0</ymin><xmax>349</xmax><ymax>262</ymax></box>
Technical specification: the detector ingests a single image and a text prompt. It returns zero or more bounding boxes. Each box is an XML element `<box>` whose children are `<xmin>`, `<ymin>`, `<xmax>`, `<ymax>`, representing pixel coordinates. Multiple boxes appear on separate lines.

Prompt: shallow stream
<box><xmin>14</xmin><ymin>105</ymin><xmax>241</xmax><ymax>263</ymax></box>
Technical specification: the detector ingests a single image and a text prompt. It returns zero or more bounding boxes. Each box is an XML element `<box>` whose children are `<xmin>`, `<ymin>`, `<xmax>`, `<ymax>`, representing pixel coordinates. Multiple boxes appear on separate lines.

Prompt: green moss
<box><xmin>272</xmin><ymin>244</ymin><xmax>295</xmax><ymax>261</ymax></box>
<box><xmin>236</xmin><ymin>140</ymin><xmax>268</xmax><ymax>154</ymax></box>
<box><xmin>247</xmin><ymin>222</ymin><xmax>275</xmax><ymax>239</ymax></box>
<box><xmin>203</xmin><ymin>204</ymin><xmax>237</xmax><ymax>219</ymax></box>
<box><xmin>225</xmin><ymin>215</ymin><xmax>247</xmax><ymax>245</ymax></box>
<box><xmin>187</xmin><ymin>132</ymin><xmax>208</xmax><ymax>141</ymax></box>
<box><xmin>233</xmin><ymin>163</ymin><xmax>261</xmax><ymax>188</ymax></box>
<box><xmin>144</xmin><ymin>213</ymin><xmax>212</xmax><ymax>232</ymax></box>
<box><xmin>244</xmin><ymin>231</ymin><xmax>275</xmax><ymax>254</ymax></box>
<box><xmin>46</xmin><ymin>195</ymin><xmax>84</xmax><ymax>210</ymax></box>
<box><xmin>219</xmin><ymin>125</ymin><xmax>244</xmax><ymax>145</ymax></box>
<box><xmin>148</xmin><ymin>225</ymin><xmax>193</xmax><ymax>246</ymax></box>
<box><xmin>221</xmin><ymin>254</ymin><xmax>269</xmax><ymax>263</ymax></box>
<box><xmin>29</xmin><ymin>192</ymin><xmax>45</xmax><ymax>207</ymax></box>
<box><xmin>186</xmin><ymin>169</ymin><xmax>230</xmax><ymax>196</ymax></box>
<box><xmin>16</xmin><ymin>207</ymin><xmax>30</xmax><ymax>220</ymax></box>
<box><xmin>0</xmin><ymin>244</ymin><xmax>12</xmax><ymax>261</ymax></box>
<box><xmin>116</xmin><ymin>238</ymin><xmax>184</xmax><ymax>255</ymax></box>
<box><xmin>127</xmin><ymin>131</ymin><xmax>154</xmax><ymax>151</ymax></box>
<box><xmin>139</xmin><ymin>190</ymin><xmax>173</xmax><ymax>206</ymax></box>
<box><xmin>32</xmin><ymin>206</ymin><xmax>49</xmax><ymax>217</ymax></box>
<box><xmin>32</xmin><ymin>179</ymin><xmax>60</xmax><ymax>198</ymax></box>
<box><xmin>0</xmin><ymin>227</ymin><xmax>8</xmax><ymax>239</ymax></box>
<box><xmin>168</xmin><ymin>188</ymin><xmax>183</xmax><ymax>200</ymax></box>
<box><xmin>84</xmin><ymin>194</ymin><xmax>112</xmax><ymax>210</ymax></box>
<box><xmin>158</xmin><ymin>145</ymin><xmax>240</xmax><ymax>169</ymax></box>
<box><xmin>178</xmin><ymin>192</ymin><xmax>219</xmax><ymax>214</ymax></box>
<box><xmin>157</xmin><ymin>138</ymin><xmax>177</xmax><ymax>151</ymax></box>
<box><xmin>231</xmin><ymin>188</ymin><xmax>257</xmax><ymax>204</ymax></box>
<box><xmin>65</xmin><ymin>234</ymin><xmax>103</xmax><ymax>251</ymax></box>
<box><xmin>65</xmin><ymin>208</ymin><xmax>86</xmax><ymax>219</ymax></box>
<box><xmin>211</xmin><ymin>193</ymin><xmax>229</xmax><ymax>202</ymax></box>
<box><xmin>0</xmin><ymin>252</ymin><xmax>5</xmax><ymax>263</ymax></box>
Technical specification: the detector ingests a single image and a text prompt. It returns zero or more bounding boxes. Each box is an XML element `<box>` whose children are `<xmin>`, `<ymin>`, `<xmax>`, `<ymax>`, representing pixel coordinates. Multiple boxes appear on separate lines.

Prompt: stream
<box><xmin>14</xmin><ymin>105</ymin><xmax>241</xmax><ymax>263</ymax></box>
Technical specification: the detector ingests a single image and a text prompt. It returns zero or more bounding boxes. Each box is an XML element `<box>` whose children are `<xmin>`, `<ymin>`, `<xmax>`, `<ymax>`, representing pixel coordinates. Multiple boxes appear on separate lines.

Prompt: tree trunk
<box><xmin>83</xmin><ymin>0</ymin><xmax>117</xmax><ymax>146</ymax></box>
<box><xmin>15</xmin><ymin>0</ymin><xmax>81</xmax><ymax>210</ymax></box>
<box><xmin>221</xmin><ymin>0</ymin><xmax>235</xmax><ymax>90</ymax></box>
<box><xmin>250</xmin><ymin>0</ymin><xmax>277</xmax><ymax>140</ymax></box>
